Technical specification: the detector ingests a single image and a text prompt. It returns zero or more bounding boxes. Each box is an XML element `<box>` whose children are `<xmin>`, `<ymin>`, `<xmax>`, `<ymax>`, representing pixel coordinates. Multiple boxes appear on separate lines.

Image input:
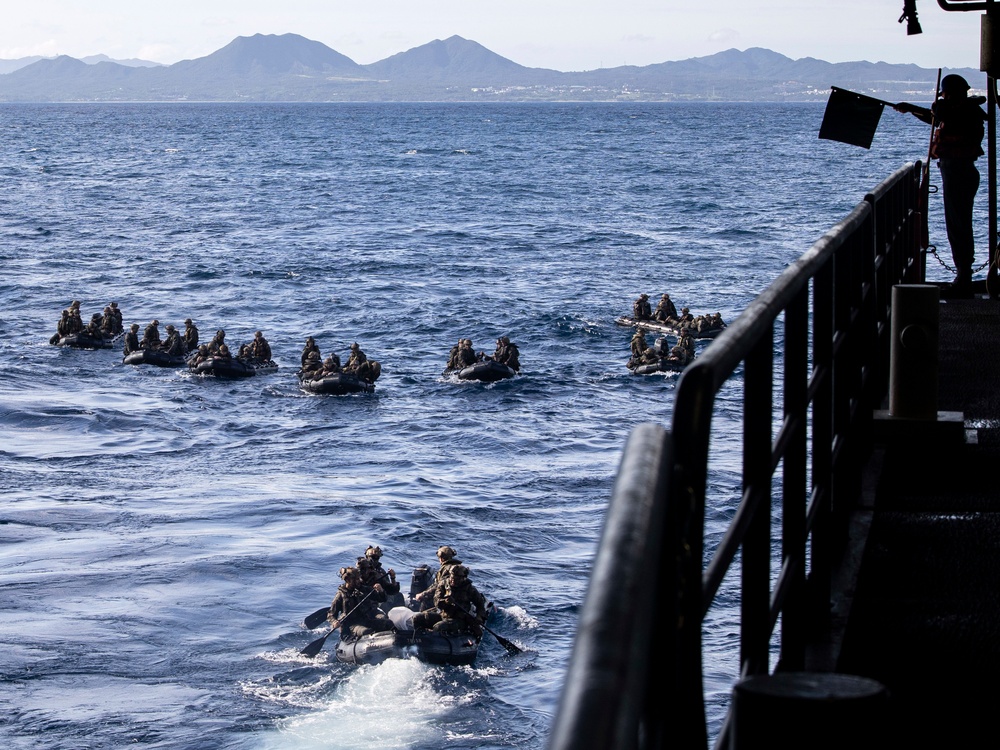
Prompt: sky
<box><xmin>0</xmin><ymin>1</ymin><xmax>988</xmax><ymax>72</ymax></box>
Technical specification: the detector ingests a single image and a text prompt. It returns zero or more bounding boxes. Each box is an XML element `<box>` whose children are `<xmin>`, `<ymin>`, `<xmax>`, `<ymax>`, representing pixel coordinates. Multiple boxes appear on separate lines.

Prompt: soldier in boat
<box><xmin>140</xmin><ymin>320</ymin><xmax>161</xmax><ymax>350</ymax></box>
<box><xmin>411</xmin><ymin>564</ymin><xmax>489</xmax><ymax>637</ymax></box>
<box><xmin>628</xmin><ymin>328</ymin><xmax>650</xmax><ymax>369</ymax></box>
<box><xmin>632</xmin><ymin>293</ymin><xmax>652</xmax><ymax>321</ymax></box>
<box><xmin>207</xmin><ymin>329</ymin><xmax>226</xmax><ymax>354</ymax></box>
<box><xmin>413</xmin><ymin>546</ymin><xmax>462</xmax><ymax>610</ymax></box>
<box><xmin>250</xmin><ymin>330</ymin><xmax>272</xmax><ymax>362</ymax></box>
<box><xmin>301</xmin><ymin>337</ymin><xmax>321</xmax><ymax>367</ymax></box>
<box><xmin>162</xmin><ymin>325</ymin><xmax>185</xmax><ymax>356</ymax></box>
<box><xmin>491</xmin><ymin>336</ymin><xmax>521</xmax><ymax>372</ymax></box>
<box><xmin>654</xmin><ymin>293</ymin><xmax>679</xmax><ymax>322</ymax></box>
<box><xmin>123</xmin><ymin>324</ymin><xmax>141</xmax><ymax>355</ymax></box>
<box><xmin>183</xmin><ymin>319</ymin><xmax>199</xmax><ymax>352</ymax></box>
<box><xmin>328</xmin><ymin>566</ymin><xmax>394</xmax><ymax>639</ymax></box>
<box><xmin>299</xmin><ymin>349</ymin><xmax>323</xmax><ymax>379</ymax></box>
<box><xmin>361</xmin><ymin>545</ymin><xmax>400</xmax><ymax>597</ymax></box>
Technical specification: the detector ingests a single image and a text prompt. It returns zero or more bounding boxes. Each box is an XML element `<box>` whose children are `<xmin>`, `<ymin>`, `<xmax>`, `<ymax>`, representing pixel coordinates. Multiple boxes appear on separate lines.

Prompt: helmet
<box><xmin>356</xmin><ymin>557</ymin><xmax>372</xmax><ymax>569</ymax></box>
<box><xmin>184</xmin><ymin>318</ymin><xmax>192</xmax><ymax>324</ymax></box>
<box><xmin>941</xmin><ymin>74</ymin><xmax>971</xmax><ymax>94</ymax></box>
<box><xmin>351</xmin><ymin>343</ymin><xmax>359</xmax><ymax>350</ymax></box>
<box><xmin>130</xmin><ymin>323</ymin><xmax>140</xmax><ymax>331</ymax></box>
<box><xmin>341</xmin><ymin>566</ymin><xmax>359</xmax><ymax>581</ymax></box>
<box><xmin>151</xmin><ymin>319</ymin><xmax>159</xmax><ymax>325</ymax></box>
<box><xmin>449</xmin><ymin>565</ymin><xmax>469</xmax><ymax>579</ymax></box>
<box><xmin>681</xmin><ymin>307</ymin><xmax>690</xmax><ymax>313</ymax></box>
<box><xmin>199</xmin><ymin>345</ymin><xmax>209</xmax><ymax>353</ymax></box>
<box><xmin>219</xmin><ymin>344</ymin><xmax>229</xmax><ymax>354</ymax></box>
<box><xmin>639</xmin><ymin>293</ymin><xmax>648</xmax><ymax>299</ymax></box>
<box><xmin>255</xmin><ymin>331</ymin><xmax>262</xmax><ymax>337</ymax></box>
<box><xmin>166</xmin><ymin>325</ymin><xmax>175</xmax><ymax>331</ymax></box>
<box><xmin>437</xmin><ymin>546</ymin><xmax>456</xmax><ymax>561</ymax></box>
<box><xmin>501</xmin><ymin>336</ymin><xmax>510</xmax><ymax>344</ymax></box>
<box><xmin>308</xmin><ymin>351</ymin><xmax>321</xmax><ymax>360</ymax></box>
<box><xmin>366</xmin><ymin>545</ymin><xmax>382</xmax><ymax>559</ymax></box>
<box><xmin>110</xmin><ymin>302</ymin><xmax>118</xmax><ymax>308</ymax></box>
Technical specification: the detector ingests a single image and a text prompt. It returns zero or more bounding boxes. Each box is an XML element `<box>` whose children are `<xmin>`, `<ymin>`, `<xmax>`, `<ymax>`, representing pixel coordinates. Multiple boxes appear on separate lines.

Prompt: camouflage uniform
<box><xmin>123</xmin><ymin>325</ymin><xmax>141</xmax><ymax>355</ymax></box>
<box><xmin>632</xmin><ymin>294</ymin><xmax>652</xmax><ymax>320</ymax></box>
<box><xmin>414</xmin><ymin>546</ymin><xmax>461</xmax><ymax>610</ymax></box>
<box><xmin>141</xmin><ymin>320</ymin><xmax>161</xmax><ymax>349</ymax></box>
<box><xmin>184</xmin><ymin>319</ymin><xmax>199</xmax><ymax>352</ymax></box>
<box><xmin>163</xmin><ymin>326</ymin><xmax>185</xmax><ymax>356</ymax></box>
<box><xmin>655</xmin><ymin>294</ymin><xmax>678</xmax><ymax>322</ymax></box>
<box><xmin>301</xmin><ymin>337</ymin><xmax>320</xmax><ymax>367</ymax></box>
<box><xmin>411</xmin><ymin>565</ymin><xmax>489</xmax><ymax>636</ymax></box>
<box><xmin>328</xmin><ymin>567</ymin><xmax>393</xmax><ymax>639</ymax></box>
<box><xmin>251</xmin><ymin>331</ymin><xmax>271</xmax><ymax>361</ymax></box>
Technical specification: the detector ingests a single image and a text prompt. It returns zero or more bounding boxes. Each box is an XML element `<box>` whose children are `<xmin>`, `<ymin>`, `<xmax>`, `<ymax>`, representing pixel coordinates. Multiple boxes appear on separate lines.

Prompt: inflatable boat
<box><xmin>123</xmin><ymin>348</ymin><xmax>188</xmax><ymax>367</ymax></box>
<box><xmin>298</xmin><ymin>371</ymin><xmax>375</xmax><ymax>395</ymax></box>
<box><xmin>446</xmin><ymin>359</ymin><xmax>516</xmax><ymax>382</ymax></box>
<box><xmin>189</xmin><ymin>356</ymin><xmax>278</xmax><ymax>379</ymax></box>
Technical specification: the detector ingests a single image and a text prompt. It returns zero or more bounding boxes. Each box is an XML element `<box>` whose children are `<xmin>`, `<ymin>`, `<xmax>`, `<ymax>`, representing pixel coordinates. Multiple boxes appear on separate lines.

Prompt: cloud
<box><xmin>708</xmin><ymin>28</ymin><xmax>741</xmax><ymax>45</ymax></box>
<box><xmin>1</xmin><ymin>39</ymin><xmax>61</xmax><ymax>59</ymax></box>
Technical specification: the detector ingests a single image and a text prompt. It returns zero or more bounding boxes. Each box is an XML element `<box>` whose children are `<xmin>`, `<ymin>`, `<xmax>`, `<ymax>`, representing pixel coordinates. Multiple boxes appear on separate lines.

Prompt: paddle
<box><xmin>300</xmin><ymin>589</ymin><xmax>376</xmax><ymax>657</ymax></box>
<box><xmin>483</xmin><ymin>622</ymin><xmax>522</xmax><ymax>655</ymax></box>
<box><xmin>446</xmin><ymin>601</ymin><xmax>522</xmax><ymax>655</ymax></box>
<box><xmin>303</xmin><ymin>607</ymin><xmax>330</xmax><ymax>630</ymax></box>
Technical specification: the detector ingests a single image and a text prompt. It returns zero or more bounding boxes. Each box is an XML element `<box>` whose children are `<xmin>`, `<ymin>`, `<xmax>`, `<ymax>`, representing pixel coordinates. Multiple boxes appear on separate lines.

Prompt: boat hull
<box><xmin>123</xmin><ymin>348</ymin><xmax>188</xmax><ymax>367</ymax></box>
<box><xmin>190</xmin><ymin>357</ymin><xmax>278</xmax><ymax>379</ymax></box>
<box><xmin>334</xmin><ymin>621</ymin><xmax>482</xmax><ymax>667</ymax></box>
<box><xmin>447</xmin><ymin>360</ymin><xmax>516</xmax><ymax>382</ymax></box>
<box><xmin>615</xmin><ymin>315</ymin><xmax>725</xmax><ymax>339</ymax></box>
<box><xmin>52</xmin><ymin>332</ymin><xmax>115</xmax><ymax>349</ymax></box>
<box><xmin>299</xmin><ymin>372</ymin><xmax>375</xmax><ymax>395</ymax></box>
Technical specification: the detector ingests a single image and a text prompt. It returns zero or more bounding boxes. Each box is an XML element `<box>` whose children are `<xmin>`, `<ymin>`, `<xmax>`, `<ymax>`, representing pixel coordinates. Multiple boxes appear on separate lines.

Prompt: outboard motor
<box><xmin>652</xmin><ymin>336</ymin><xmax>670</xmax><ymax>356</ymax></box>
<box><xmin>409</xmin><ymin>564</ymin><xmax>432</xmax><ymax>606</ymax></box>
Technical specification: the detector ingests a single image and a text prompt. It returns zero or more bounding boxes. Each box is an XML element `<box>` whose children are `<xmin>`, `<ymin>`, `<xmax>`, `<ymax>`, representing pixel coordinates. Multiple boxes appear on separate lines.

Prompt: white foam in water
<box><xmin>255</xmin><ymin>659</ymin><xmax>450</xmax><ymax>750</ymax></box>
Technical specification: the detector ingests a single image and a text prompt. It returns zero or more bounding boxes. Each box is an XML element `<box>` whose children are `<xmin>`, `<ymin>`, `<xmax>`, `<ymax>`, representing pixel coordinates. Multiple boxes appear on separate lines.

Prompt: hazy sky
<box><xmin>0</xmin><ymin>1</ymin><xmax>987</xmax><ymax>72</ymax></box>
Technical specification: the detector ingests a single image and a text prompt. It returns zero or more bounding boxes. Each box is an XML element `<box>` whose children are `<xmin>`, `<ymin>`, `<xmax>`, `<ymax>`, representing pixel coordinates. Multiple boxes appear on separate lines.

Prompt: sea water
<box><xmin>0</xmin><ymin>102</ymin><xmax>980</xmax><ymax>749</ymax></box>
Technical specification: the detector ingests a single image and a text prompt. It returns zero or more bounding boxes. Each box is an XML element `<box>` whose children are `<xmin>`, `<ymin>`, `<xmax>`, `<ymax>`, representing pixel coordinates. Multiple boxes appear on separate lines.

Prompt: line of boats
<box><xmin>48</xmin><ymin>305</ymin><xmax>726</xmax><ymax>388</ymax></box>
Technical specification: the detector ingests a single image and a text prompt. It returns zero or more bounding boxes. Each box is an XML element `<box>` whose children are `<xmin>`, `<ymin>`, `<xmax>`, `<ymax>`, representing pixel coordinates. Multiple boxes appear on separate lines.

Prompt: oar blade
<box><xmin>300</xmin><ymin>631</ymin><xmax>332</xmax><ymax>658</ymax></box>
<box><xmin>304</xmin><ymin>607</ymin><xmax>330</xmax><ymax>630</ymax></box>
<box><xmin>485</xmin><ymin>625</ymin><xmax>522</xmax><ymax>655</ymax></box>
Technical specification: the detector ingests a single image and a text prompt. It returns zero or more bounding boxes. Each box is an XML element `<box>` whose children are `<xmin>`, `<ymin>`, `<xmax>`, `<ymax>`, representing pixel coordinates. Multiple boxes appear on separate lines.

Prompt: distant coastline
<box><xmin>0</xmin><ymin>33</ymin><xmax>980</xmax><ymax>104</ymax></box>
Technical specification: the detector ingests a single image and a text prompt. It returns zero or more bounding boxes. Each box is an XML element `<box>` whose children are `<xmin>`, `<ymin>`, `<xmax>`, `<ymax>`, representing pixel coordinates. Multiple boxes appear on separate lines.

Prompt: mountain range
<box><xmin>0</xmin><ymin>32</ymin><xmax>978</xmax><ymax>103</ymax></box>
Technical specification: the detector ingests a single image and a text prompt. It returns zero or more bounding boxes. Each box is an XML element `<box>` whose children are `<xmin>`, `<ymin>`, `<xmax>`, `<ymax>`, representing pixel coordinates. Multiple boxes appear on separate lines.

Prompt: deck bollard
<box><xmin>729</xmin><ymin>672</ymin><xmax>888</xmax><ymax>750</ymax></box>
<box><xmin>889</xmin><ymin>283</ymin><xmax>939</xmax><ymax>419</ymax></box>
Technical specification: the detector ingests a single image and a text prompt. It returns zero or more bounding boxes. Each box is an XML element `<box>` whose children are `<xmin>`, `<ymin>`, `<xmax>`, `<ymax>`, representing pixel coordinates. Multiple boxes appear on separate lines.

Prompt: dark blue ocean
<box><xmin>0</xmin><ymin>102</ymin><xmax>981</xmax><ymax>749</ymax></box>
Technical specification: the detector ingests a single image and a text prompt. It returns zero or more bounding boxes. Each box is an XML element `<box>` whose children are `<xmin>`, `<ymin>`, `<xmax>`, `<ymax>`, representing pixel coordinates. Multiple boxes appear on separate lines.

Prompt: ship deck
<box><xmin>813</xmin><ymin>285</ymin><xmax>1000</xmax><ymax>748</ymax></box>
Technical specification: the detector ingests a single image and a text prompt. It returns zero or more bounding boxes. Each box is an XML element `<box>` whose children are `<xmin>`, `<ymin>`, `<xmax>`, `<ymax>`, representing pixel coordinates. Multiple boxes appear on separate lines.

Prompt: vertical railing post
<box><xmin>741</xmin><ymin>329</ymin><xmax>774</xmax><ymax>677</ymax></box>
<box><xmin>780</xmin><ymin>285</ymin><xmax>810</xmax><ymax>669</ymax></box>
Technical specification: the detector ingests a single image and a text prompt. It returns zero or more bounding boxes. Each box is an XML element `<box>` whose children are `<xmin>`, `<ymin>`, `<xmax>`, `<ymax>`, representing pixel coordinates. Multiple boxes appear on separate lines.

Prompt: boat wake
<box><xmin>247</xmin><ymin>658</ymin><xmax>480</xmax><ymax>749</ymax></box>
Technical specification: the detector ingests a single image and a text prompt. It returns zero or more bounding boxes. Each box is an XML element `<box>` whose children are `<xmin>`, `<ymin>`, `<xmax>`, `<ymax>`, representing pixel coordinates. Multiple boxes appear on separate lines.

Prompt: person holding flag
<box><xmin>894</xmin><ymin>74</ymin><xmax>987</xmax><ymax>296</ymax></box>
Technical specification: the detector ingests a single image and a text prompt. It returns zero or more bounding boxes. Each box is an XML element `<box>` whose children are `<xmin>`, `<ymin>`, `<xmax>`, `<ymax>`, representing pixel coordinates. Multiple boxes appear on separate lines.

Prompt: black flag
<box><xmin>819</xmin><ymin>87</ymin><xmax>891</xmax><ymax>149</ymax></box>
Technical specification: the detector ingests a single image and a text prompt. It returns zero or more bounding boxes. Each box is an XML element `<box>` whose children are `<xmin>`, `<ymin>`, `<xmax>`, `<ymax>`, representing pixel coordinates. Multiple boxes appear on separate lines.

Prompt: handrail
<box><xmin>548</xmin><ymin>162</ymin><xmax>924</xmax><ymax>750</ymax></box>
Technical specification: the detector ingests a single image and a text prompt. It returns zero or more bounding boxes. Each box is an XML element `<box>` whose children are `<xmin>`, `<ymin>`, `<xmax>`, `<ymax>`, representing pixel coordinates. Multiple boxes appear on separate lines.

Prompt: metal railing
<box><xmin>548</xmin><ymin>162</ymin><xmax>924</xmax><ymax>750</ymax></box>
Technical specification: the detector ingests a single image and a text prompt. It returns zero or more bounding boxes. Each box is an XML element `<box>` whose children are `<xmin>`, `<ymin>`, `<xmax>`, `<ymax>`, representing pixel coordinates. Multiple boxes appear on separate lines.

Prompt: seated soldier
<box><xmin>141</xmin><ymin>320</ymin><xmax>161</xmax><ymax>349</ymax></box>
<box><xmin>300</xmin><ymin>350</ymin><xmax>323</xmax><ymax>379</ymax></box>
<box><xmin>162</xmin><ymin>324</ymin><xmax>185</xmax><ymax>356</ymax></box>
<box><xmin>251</xmin><ymin>330</ymin><xmax>272</xmax><ymax>362</ymax></box>
<box><xmin>655</xmin><ymin>293</ymin><xmax>678</xmax><ymax>322</ymax></box>
<box><xmin>411</xmin><ymin>564</ymin><xmax>489</xmax><ymax>637</ymax></box>
<box><xmin>632</xmin><ymin>293</ymin><xmax>652</xmax><ymax>321</ymax></box>
<box><xmin>122</xmin><ymin>324</ymin><xmax>141</xmax><ymax>355</ymax></box>
<box><xmin>328</xmin><ymin>566</ymin><xmax>393</xmax><ymax>639</ymax></box>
